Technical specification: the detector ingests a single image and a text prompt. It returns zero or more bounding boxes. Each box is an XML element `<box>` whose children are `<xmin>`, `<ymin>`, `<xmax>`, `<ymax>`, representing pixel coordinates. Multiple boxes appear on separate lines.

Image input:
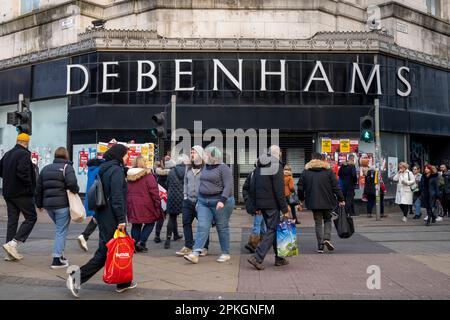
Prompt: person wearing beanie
<box><xmin>67</xmin><ymin>143</ymin><xmax>137</xmax><ymax>297</ymax></box>
<box><xmin>176</xmin><ymin>146</ymin><xmax>210</xmax><ymax>257</ymax></box>
<box><xmin>153</xmin><ymin>157</ymin><xmax>172</xmax><ymax>243</ymax></box>
<box><xmin>184</xmin><ymin>146</ymin><xmax>235</xmax><ymax>264</ymax></box>
<box><xmin>1</xmin><ymin>133</ymin><xmax>37</xmax><ymax>261</ymax></box>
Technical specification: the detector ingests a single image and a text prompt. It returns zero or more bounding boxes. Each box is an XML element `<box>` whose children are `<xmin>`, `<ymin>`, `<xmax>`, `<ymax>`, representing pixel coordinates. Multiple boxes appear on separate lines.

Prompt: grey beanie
<box><xmin>191</xmin><ymin>145</ymin><xmax>204</xmax><ymax>160</ymax></box>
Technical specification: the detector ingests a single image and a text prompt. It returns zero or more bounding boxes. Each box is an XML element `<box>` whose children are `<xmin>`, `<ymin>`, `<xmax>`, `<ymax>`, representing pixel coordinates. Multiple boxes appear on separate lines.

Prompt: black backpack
<box><xmin>87</xmin><ymin>167</ymin><xmax>112</xmax><ymax>211</ymax></box>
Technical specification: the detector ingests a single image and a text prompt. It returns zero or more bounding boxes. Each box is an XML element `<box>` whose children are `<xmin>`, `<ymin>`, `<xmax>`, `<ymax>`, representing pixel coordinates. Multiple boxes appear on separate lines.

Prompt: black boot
<box><xmin>164</xmin><ymin>237</ymin><xmax>171</xmax><ymax>249</ymax></box>
<box><xmin>154</xmin><ymin>234</ymin><xmax>162</xmax><ymax>243</ymax></box>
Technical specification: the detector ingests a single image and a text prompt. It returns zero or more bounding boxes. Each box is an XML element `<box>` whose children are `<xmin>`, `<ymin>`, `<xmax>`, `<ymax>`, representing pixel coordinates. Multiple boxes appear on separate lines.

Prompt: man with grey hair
<box><xmin>248</xmin><ymin>145</ymin><xmax>290</xmax><ymax>270</ymax></box>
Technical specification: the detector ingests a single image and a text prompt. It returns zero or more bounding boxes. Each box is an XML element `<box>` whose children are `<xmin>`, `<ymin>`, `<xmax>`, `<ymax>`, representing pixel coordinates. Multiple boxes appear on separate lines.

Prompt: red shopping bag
<box><xmin>103</xmin><ymin>229</ymin><xmax>135</xmax><ymax>284</ymax></box>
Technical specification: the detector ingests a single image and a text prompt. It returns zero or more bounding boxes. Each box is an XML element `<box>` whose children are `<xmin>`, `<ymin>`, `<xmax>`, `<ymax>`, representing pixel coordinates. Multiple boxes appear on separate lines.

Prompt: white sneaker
<box><xmin>66</xmin><ymin>272</ymin><xmax>80</xmax><ymax>298</ymax></box>
<box><xmin>77</xmin><ymin>235</ymin><xmax>88</xmax><ymax>252</ymax></box>
<box><xmin>4</xmin><ymin>253</ymin><xmax>17</xmax><ymax>261</ymax></box>
<box><xmin>217</xmin><ymin>254</ymin><xmax>231</xmax><ymax>263</ymax></box>
<box><xmin>424</xmin><ymin>216</ymin><xmax>428</xmax><ymax>221</ymax></box>
<box><xmin>184</xmin><ymin>253</ymin><xmax>199</xmax><ymax>264</ymax></box>
<box><xmin>199</xmin><ymin>248</ymin><xmax>208</xmax><ymax>257</ymax></box>
<box><xmin>2</xmin><ymin>242</ymin><xmax>22</xmax><ymax>260</ymax></box>
<box><xmin>175</xmin><ymin>247</ymin><xmax>192</xmax><ymax>257</ymax></box>
<box><xmin>402</xmin><ymin>216</ymin><xmax>407</xmax><ymax>222</ymax></box>
<box><xmin>436</xmin><ymin>216</ymin><xmax>443</xmax><ymax>222</ymax></box>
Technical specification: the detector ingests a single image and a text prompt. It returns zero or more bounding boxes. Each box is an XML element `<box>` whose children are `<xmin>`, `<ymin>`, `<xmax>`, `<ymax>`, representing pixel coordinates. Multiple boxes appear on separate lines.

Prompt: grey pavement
<box><xmin>1</xmin><ymin>200</ymin><xmax>450</xmax><ymax>300</ymax></box>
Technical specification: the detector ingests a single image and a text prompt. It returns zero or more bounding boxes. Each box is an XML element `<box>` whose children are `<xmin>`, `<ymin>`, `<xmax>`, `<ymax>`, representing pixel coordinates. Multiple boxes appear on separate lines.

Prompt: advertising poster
<box><xmin>340</xmin><ymin>139</ymin><xmax>350</xmax><ymax>153</ymax></box>
<box><xmin>78</xmin><ymin>150</ymin><xmax>89</xmax><ymax>175</ymax></box>
<box><xmin>350</xmin><ymin>140</ymin><xmax>359</xmax><ymax>153</ymax></box>
<box><xmin>331</xmin><ymin>139</ymin><xmax>340</xmax><ymax>153</ymax></box>
<box><xmin>388</xmin><ymin>157</ymin><xmax>398</xmax><ymax>178</ymax></box>
<box><xmin>321</xmin><ymin>138</ymin><xmax>331</xmax><ymax>153</ymax></box>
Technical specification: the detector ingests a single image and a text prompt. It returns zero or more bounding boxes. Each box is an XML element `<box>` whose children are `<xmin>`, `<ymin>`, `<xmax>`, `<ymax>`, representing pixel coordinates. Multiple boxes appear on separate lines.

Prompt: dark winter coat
<box><xmin>420</xmin><ymin>173</ymin><xmax>440</xmax><ymax>209</ymax></box>
<box><xmin>442</xmin><ymin>171</ymin><xmax>450</xmax><ymax>196</ymax></box>
<box><xmin>338</xmin><ymin>162</ymin><xmax>357</xmax><ymax>192</ymax></box>
<box><xmin>299</xmin><ymin>159</ymin><xmax>344</xmax><ymax>210</ymax></box>
<box><xmin>127</xmin><ymin>168</ymin><xmax>164</xmax><ymax>224</ymax></box>
<box><xmin>156</xmin><ymin>167</ymin><xmax>170</xmax><ymax>190</ymax></box>
<box><xmin>252</xmin><ymin>154</ymin><xmax>288</xmax><ymax>213</ymax></box>
<box><xmin>363</xmin><ymin>169</ymin><xmax>376</xmax><ymax>196</ymax></box>
<box><xmin>166</xmin><ymin>164</ymin><xmax>186</xmax><ymax>215</ymax></box>
<box><xmin>242</xmin><ymin>170</ymin><xmax>256</xmax><ymax>215</ymax></box>
<box><xmin>0</xmin><ymin>144</ymin><xmax>36</xmax><ymax>199</ymax></box>
<box><xmin>35</xmin><ymin>158</ymin><xmax>79</xmax><ymax>210</ymax></box>
<box><xmin>96</xmin><ymin>159</ymin><xmax>128</xmax><ymax>230</ymax></box>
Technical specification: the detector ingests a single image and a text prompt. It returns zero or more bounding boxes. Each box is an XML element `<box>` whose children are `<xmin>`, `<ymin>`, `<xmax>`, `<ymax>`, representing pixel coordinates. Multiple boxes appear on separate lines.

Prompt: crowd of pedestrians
<box><xmin>1</xmin><ymin>132</ymin><xmax>449</xmax><ymax>297</ymax></box>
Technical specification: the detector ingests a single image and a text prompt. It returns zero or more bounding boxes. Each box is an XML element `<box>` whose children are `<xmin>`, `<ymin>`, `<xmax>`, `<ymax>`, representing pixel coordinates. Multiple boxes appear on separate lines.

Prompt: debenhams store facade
<box><xmin>1</xmin><ymin>30</ymin><xmax>450</xmax><ymax>201</ymax></box>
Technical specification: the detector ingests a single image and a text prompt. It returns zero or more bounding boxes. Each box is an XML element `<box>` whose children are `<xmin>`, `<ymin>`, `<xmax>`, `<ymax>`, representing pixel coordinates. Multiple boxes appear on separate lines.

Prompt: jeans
<box><xmin>366</xmin><ymin>194</ymin><xmax>376</xmax><ymax>215</ymax></box>
<box><xmin>193</xmin><ymin>196</ymin><xmax>235</xmax><ymax>255</ymax></box>
<box><xmin>251</xmin><ymin>214</ymin><xmax>267</xmax><ymax>236</ymax></box>
<box><xmin>285</xmin><ymin>197</ymin><xmax>297</xmax><ymax>221</ymax></box>
<box><xmin>182</xmin><ymin>199</ymin><xmax>209</xmax><ymax>249</ymax></box>
<box><xmin>5</xmin><ymin>197</ymin><xmax>37</xmax><ymax>243</ymax></box>
<box><xmin>47</xmin><ymin>207</ymin><xmax>71</xmax><ymax>258</ymax></box>
<box><xmin>131</xmin><ymin>223</ymin><xmax>155</xmax><ymax>246</ymax></box>
<box><xmin>81</xmin><ymin>217</ymin><xmax>97</xmax><ymax>240</ymax></box>
<box><xmin>312</xmin><ymin>210</ymin><xmax>332</xmax><ymax>248</ymax></box>
<box><xmin>255</xmin><ymin>209</ymin><xmax>281</xmax><ymax>263</ymax></box>
<box><xmin>414</xmin><ymin>197</ymin><xmax>422</xmax><ymax>217</ymax></box>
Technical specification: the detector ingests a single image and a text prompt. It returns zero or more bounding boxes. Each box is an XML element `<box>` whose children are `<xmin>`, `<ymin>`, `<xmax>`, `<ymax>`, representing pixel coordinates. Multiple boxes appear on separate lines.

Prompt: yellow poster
<box><xmin>321</xmin><ymin>138</ymin><xmax>332</xmax><ymax>153</ymax></box>
<box><xmin>340</xmin><ymin>139</ymin><xmax>350</xmax><ymax>153</ymax></box>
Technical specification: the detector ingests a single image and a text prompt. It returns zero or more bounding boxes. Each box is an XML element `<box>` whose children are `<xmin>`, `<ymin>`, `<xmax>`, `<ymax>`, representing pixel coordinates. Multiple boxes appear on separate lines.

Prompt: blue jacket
<box><xmin>84</xmin><ymin>159</ymin><xmax>105</xmax><ymax>217</ymax></box>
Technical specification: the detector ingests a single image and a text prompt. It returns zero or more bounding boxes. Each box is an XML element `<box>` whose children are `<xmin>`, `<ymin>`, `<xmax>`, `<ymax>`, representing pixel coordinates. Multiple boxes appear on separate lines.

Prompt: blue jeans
<box><xmin>131</xmin><ymin>223</ymin><xmax>155</xmax><ymax>247</ymax></box>
<box><xmin>194</xmin><ymin>196</ymin><xmax>235</xmax><ymax>255</ymax></box>
<box><xmin>47</xmin><ymin>207</ymin><xmax>70</xmax><ymax>258</ymax></box>
<box><xmin>414</xmin><ymin>197</ymin><xmax>421</xmax><ymax>217</ymax></box>
<box><xmin>252</xmin><ymin>214</ymin><xmax>266</xmax><ymax>235</ymax></box>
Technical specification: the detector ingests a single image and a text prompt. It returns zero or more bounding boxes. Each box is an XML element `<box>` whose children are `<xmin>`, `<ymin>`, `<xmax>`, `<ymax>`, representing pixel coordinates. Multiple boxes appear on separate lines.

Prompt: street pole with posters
<box><xmin>171</xmin><ymin>94</ymin><xmax>176</xmax><ymax>155</ymax></box>
<box><xmin>374</xmin><ymin>98</ymin><xmax>382</xmax><ymax>221</ymax></box>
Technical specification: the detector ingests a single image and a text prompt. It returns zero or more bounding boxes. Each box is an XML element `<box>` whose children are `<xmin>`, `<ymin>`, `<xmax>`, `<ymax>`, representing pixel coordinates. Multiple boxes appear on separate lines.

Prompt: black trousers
<box><xmin>399</xmin><ymin>204</ymin><xmax>411</xmax><ymax>217</ymax></box>
<box><xmin>79</xmin><ymin>221</ymin><xmax>131</xmax><ymax>286</ymax></box>
<box><xmin>5</xmin><ymin>197</ymin><xmax>37</xmax><ymax>243</ymax></box>
<box><xmin>155</xmin><ymin>212</ymin><xmax>166</xmax><ymax>237</ymax></box>
<box><xmin>343</xmin><ymin>189</ymin><xmax>356</xmax><ymax>216</ymax></box>
<box><xmin>166</xmin><ymin>214</ymin><xmax>180</xmax><ymax>239</ymax></box>
<box><xmin>81</xmin><ymin>217</ymin><xmax>97</xmax><ymax>240</ymax></box>
<box><xmin>255</xmin><ymin>209</ymin><xmax>281</xmax><ymax>263</ymax></box>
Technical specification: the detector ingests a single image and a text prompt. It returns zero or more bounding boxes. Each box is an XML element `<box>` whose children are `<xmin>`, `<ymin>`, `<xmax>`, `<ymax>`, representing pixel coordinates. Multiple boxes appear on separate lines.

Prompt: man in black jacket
<box><xmin>338</xmin><ymin>155</ymin><xmax>357</xmax><ymax>216</ymax></box>
<box><xmin>300</xmin><ymin>153</ymin><xmax>345</xmax><ymax>253</ymax></box>
<box><xmin>0</xmin><ymin>133</ymin><xmax>37</xmax><ymax>261</ymax></box>
<box><xmin>247</xmin><ymin>145</ymin><xmax>290</xmax><ymax>270</ymax></box>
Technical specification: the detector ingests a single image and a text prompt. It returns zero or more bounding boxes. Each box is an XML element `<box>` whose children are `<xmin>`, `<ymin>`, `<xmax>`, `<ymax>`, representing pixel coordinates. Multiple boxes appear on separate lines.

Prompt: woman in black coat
<box><xmin>36</xmin><ymin>147</ymin><xmax>79</xmax><ymax>269</ymax></box>
<box><xmin>364</xmin><ymin>168</ymin><xmax>377</xmax><ymax>218</ymax></box>
<box><xmin>164</xmin><ymin>154</ymin><xmax>190</xmax><ymax>249</ymax></box>
<box><xmin>67</xmin><ymin>144</ymin><xmax>137</xmax><ymax>297</ymax></box>
<box><xmin>421</xmin><ymin>164</ymin><xmax>440</xmax><ymax>226</ymax></box>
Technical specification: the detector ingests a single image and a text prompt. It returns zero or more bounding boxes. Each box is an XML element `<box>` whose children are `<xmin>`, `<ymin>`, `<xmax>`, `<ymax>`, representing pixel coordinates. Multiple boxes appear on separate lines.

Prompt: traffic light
<box><xmin>151</xmin><ymin>112</ymin><xmax>167</xmax><ymax>139</ymax></box>
<box><xmin>360</xmin><ymin>115</ymin><xmax>374</xmax><ymax>143</ymax></box>
<box><xmin>7</xmin><ymin>99</ymin><xmax>32</xmax><ymax>135</ymax></box>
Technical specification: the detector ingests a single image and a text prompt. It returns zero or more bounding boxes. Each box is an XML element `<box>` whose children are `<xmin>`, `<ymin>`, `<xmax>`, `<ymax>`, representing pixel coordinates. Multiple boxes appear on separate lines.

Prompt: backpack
<box><xmin>87</xmin><ymin>166</ymin><xmax>113</xmax><ymax>212</ymax></box>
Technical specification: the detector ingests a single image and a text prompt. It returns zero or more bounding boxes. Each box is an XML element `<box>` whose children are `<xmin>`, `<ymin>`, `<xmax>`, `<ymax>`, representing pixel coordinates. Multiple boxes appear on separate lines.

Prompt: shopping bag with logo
<box><xmin>276</xmin><ymin>220</ymin><xmax>298</xmax><ymax>258</ymax></box>
<box><xmin>158</xmin><ymin>184</ymin><xmax>168</xmax><ymax>212</ymax></box>
<box><xmin>103</xmin><ymin>229</ymin><xmax>135</xmax><ymax>284</ymax></box>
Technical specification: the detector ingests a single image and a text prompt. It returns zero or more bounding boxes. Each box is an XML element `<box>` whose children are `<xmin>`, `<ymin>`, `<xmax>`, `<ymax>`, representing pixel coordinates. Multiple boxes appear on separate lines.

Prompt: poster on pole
<box><xmin>331</xmin><ymin>140</ymin><xmax>340</xmax><ymax>153</ymax></box>
<box><xmin>321</xmin><ymin>138</ymin><xmax>331</xmax><ymax>153</ymax></box>
<box><xmin>340</xmin><ymin>139</ymin><xmax>350</xmax><ymax>153</ymax></box>
<box><xmin>388</xmin><ymin>157</ymin><xmax>398</xmax><ymax>178</ymax></box>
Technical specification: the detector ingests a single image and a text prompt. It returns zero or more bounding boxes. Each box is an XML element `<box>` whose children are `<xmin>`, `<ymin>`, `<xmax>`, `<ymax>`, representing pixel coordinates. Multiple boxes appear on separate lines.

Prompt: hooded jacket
<box><xmin>166</xmin><ymin>164</ymin><xmax>186</xmax><ymax>215</ymax></box>
<box><xmin>35</xmin><ymin>158</ymin><xmax>79</xmax><ymax>210</ymax></box>
<box><xmin>300</xmin><ymin>159</ymin><xmax>344</xmax><ymax>210</ymax></box>
<box><xmin>96</xmin><ymin>159</ymin><xmax>128</xmax><ymax>228</ymax></box>
<box><xmin>252</xmin><ymin>154</ymin><xmax>288</xmax><ymax>213</ymax></box>
<box><xmin>183</xmin><ymin>165</ymin><xmax>203</xmax><ymax>202</ymax></box>
<box><xmin>284</xmin><ymin>169</ymin><xmax>295</xmax><ymax>197</ymax></box>
<box><xmin>0</xmin><ymin>144</ymin><xmax>36</xmax><ymax>198</ymax></box>
<box><xmin>127</xmin><ymin>168</ymin><xmax>164</xmax><ymax>224</ymax></box>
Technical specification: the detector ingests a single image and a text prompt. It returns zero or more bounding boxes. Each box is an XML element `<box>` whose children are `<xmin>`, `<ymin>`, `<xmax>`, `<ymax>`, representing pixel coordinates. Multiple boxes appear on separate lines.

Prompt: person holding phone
<box><xmin>393</xmin><ymin>162</ymin><xmax>415</xmax><ymax>223</ymax></box>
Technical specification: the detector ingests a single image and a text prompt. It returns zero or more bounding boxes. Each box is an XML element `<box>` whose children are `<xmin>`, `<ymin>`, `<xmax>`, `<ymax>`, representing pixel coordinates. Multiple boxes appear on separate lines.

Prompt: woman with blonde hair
<box><xmin>393</xmin><ymin>162</ymin><xmax>415</xmax><ymax>222</ymax></box>
<box><xmin>127</xmin><ymin>156</ymin><xmax>164</xmax><ymax>252</ymax></box>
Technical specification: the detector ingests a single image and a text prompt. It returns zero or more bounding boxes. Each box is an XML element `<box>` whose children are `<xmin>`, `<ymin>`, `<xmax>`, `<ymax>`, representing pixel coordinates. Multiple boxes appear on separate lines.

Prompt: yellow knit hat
<box><xmin>17</xmin><ymin>133</ymin><xmax>30</xmax><ymax>142</ymax></box>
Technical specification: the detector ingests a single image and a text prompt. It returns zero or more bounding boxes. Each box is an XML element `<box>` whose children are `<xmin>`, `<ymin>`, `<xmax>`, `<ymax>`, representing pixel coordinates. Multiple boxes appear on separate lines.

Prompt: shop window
<box><xmin>286</xmin><ymin>148</ymin><xmax>306</xmax><ymax>185</ymax></box>
<box><xmin>21</xmin><ymin>0</ymin><xmax>39</xmax><ymax>15</ymax></box>
<box><xmin>426</xmin><ymin>0</ymin><xmax>441</xmax><ymax>17</ymax></box>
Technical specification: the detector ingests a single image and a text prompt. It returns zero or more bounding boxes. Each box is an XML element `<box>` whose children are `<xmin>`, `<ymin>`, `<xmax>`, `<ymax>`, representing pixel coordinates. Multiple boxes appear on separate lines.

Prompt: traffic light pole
<box><xmin>374</xmin><ymin>98</ymin><xmax>382</xmax><ymax>221</ymax></box>
<box><xmin>171</xmin><ymin>94</ymin><xmax>176</xmax><ymax>155</ymax></box>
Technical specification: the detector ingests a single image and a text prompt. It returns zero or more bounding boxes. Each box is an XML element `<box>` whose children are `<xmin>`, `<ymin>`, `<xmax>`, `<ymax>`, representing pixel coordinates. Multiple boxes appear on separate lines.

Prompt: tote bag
<box><xmin>63</xmin><ymin>164</ymin><xmax>86</xmax><ymax>223</ymax></box>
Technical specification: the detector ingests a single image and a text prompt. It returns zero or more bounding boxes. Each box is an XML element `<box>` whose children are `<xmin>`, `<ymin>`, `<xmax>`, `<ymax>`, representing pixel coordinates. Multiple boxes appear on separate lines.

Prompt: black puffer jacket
<box><xmin>252</xmin><ymin>154</ymin><xmax>288</xmax><ymax>213</ymax></box>
<box><xmin>299</xmin><ymin>159</ymin><xmax>344</xmax><ymax>210</ymax></box>
<box><xmin>166</xmin><ymin>164</ymin><xmax>186</xmax><ymax>215</ymax></box>
<box><xmin>35</xmin><ymin>159</ymin><xmax>79</xmax><ymax>209</ymax></box>
<box><xmin>97</xmin><ymin>159</ymin><xmax>128</xmax><ymax>229</ymax></box>
<box><xmin>363</xmin><ymin>169</ymin><xmax>376</xmax><ymax>196</ymax></box>
<box><xmin>0</xmin><ymin>144</ymin><xmax>36</xmax><ymax>198</ymax></box>
<box><xmin>338</xmin><ymin>162</ymin><xmax>357</xmax><ymax>191</ymax></box>
<box><xmin>242</xmin><ymin>170</ymin><xmax>256</xmax><ymax>215</ymax></box>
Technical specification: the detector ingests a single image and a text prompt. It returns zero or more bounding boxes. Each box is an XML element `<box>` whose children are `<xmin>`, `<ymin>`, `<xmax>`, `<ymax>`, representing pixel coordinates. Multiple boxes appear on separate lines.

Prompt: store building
<box><xmin>1</xmin><ymin>1</ymin><xmax>449</xmax><ymax>202</ymax></box>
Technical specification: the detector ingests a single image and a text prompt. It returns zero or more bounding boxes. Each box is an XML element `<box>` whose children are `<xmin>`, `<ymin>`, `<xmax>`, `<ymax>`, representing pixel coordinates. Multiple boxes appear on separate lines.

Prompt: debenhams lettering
<box><xmin>66</xmin><ymin>59</ymin><xmax>412</xmax><ymax>97</ymax></box>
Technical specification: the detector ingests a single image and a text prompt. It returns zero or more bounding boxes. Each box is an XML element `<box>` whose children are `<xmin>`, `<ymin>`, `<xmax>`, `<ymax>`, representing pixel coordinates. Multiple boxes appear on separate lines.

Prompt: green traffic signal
<box><xmin>361</xmin><ymin>130</ymin><xmax>373</xmax><ymax>142</ymax></box>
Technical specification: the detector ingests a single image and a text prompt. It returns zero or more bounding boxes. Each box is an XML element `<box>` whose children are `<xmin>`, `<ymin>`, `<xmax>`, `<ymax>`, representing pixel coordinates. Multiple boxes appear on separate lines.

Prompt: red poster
<box><xmin>350</xmin><ymin>140</ymin><xmax>359</xmax><ymax>153</ymax></box>
<box><xmin>331</xmin><ymin>140</ymin><xmax>340</xmax><ymax>153</ymax></box>
<box><xmin>79</xmin><ymin>150</ymin><xmax>89</xmax><ymax>174</ymax></box>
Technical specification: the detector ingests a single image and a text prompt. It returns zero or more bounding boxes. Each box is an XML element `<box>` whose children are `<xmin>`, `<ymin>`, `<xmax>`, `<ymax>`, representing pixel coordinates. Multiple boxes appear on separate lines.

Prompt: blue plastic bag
<box><xmin>276</xmin><ymin>220</ymin><xmax>298</xmax><ymax>257</ymax></box>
